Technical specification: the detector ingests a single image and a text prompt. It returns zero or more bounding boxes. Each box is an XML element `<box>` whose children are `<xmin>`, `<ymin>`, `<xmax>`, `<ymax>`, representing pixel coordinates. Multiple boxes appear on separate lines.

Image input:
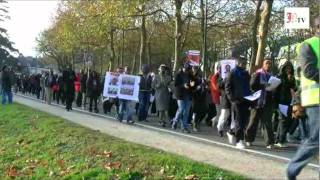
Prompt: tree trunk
<box><xmin>131</xmin><ymin>43</ymin><xmax>140</xmax><ymax>74</ymax></box>
<box><xmin>139</xmin><ymin>4</ymin><xmax>147</xmax><ymax>72</ymax></box>
<box><xmin>109</xmin><ymin>28</ymin><xmax>116</xmax><ymax>71</ymax></box>
<box><xmin>173</xmin><ymin>0</ymin><xmax>183</xmax><ymax>72</ymax></box>
<box><xmin>249</xmin><ymin>0</ymin><xmax>263</xmax><ymax>73</ymax></box>
<box><xmin>147</xmin><ymin>38</ymin><xmax>151</xmax><ymax>66</ymax></box>
<box><xmin>254</xmin><ymin>0</ymin><xmax>273</xmax><ymax>69</ymax></box>
<box><xmin>121</xmin><ymin>29</ymin><xmax>125</xmax><ymax>67</ymax></box>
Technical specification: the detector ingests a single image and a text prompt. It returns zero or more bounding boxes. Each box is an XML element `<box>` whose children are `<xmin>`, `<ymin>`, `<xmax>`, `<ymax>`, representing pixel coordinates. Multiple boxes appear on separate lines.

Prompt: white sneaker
<box><xmin>266</xmin><ymin>145</ymin><xmax>274</xmax><ymax>149</ymax></box>
<box><xmin>227</xmin><ymin>132</ymin><xmax>236</xmax><ymax>145</ymax></box>
<box><xmin>246</xmin><ymin>142</ymin><xmax>252</xmax><ymax>147</ymax></box>
<box><xmin>236</xmin><ymin>140</ymin><xmax>246</xmax><ymax>149</ymax></box>
<box><xmin>274</xmin><ymin>143</ymin><xmax>288</xmax><ymax>148</ymax></box>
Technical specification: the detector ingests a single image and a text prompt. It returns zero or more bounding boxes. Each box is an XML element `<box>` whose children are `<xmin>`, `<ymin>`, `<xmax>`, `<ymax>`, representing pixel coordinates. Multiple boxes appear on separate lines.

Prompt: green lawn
<box><xmin>0</xmin><ymin>103</ymin><xmax>246</xmax><ymax>180</ymax></box>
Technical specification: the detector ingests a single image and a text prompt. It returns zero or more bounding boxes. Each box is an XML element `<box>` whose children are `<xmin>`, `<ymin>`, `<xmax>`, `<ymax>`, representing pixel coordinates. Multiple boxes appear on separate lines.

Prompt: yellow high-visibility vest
<box><xmin>300</xmin><ymin>36</ymin><xmax>319</xmax><ymax>107</ymax></box>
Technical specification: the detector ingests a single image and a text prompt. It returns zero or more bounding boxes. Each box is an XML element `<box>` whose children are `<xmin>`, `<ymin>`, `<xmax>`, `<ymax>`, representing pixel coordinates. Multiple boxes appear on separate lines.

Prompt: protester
<box><xmin>287</xmin><ymin>16</ymin><xmax>319</xmax><ymax>180</ymax></box>
<box><xmin>40</xmin><ymin>73</ymin><xmax>46</xmax><ymax>100</ymax></box>
<box><xmin>80</xmin><ymin>69</ymin><xmax>88</xmax><ymax>109</ymax></box>
<box><xmin>44</xmin><ymin>69</ymin><xmax>55</xmax><ymax>105</ymax></box>
<box><xmin>117</xmin><ymin>67</ymin><xmax>135</xmax><ymax>124</ymax></box>
<box><xmin>172</xmin><ymin>62</ymin><xmax>194</xmax><ymax>133</ymax></box>
<box><xmin>209</xmin><ymin>64</ymin><xmax>221</xmax><ymax>127</ymax></box>
<box><xmin>152</xmin><ymin>64</ymin><xmax>171</xmax><ymax>127</ymax></box>
<box><xmin>63</xmin><ymin>66</ymin><xmax>76</xmax><ymax>111</ymax></box>
<box><xmin>274</xmin><ymin>60</ymin><xmax>296</xmax><ymax>148</ymax></box>
<box><xmin>1</xmin><ymin>65</ymin><xmax>13</xmax><ymax>105</ymax></box>
<box><xmin>34</xmin><ymin>74</ymin><xmax>41</xmax><ymax>99</ymax></box>
<box><xmin>75</xmin><ymin>72</ymin><xmax>81</xmax><ymax>107</ymax></box>
<box><xmin>190</xmin><ymin>65</ymin><xmax>208</xmax><ymax>132</ymax></box>
<box><xmin>216</xmin><ymin>67</ymin><xmax>231</xmax><ymax>137</ymax></box>
<box><xmin>225</xmin><ymin>57</ymin><xmax>251</xmax><ymax>149</ymax></box>
<box><xmin>138</xmin><ymin>64</ymin><xmax>152</xmax><ymax>121</ymax></box>
<box><xmin>86</xmin><ymin>71</ymin><xmax>101</xmax><ymax>113</ymax></box>
<box><xmin>56</xmin><ymin>73</ymin><xmax>64</xmax><ymax>105</ymax></box>
<box><xmin>245</xmin><ymin>58</ymin><xmax>275</xmax><ymax>149</ymax></box>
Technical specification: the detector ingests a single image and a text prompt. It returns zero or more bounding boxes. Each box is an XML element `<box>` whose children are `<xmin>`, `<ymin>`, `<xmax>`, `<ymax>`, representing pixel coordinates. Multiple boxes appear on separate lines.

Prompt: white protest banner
<box><xmin>220</xmin><ymin>59</ymin><xmax>236</xmax><ymax>79</ymax></box>
<box><xmin>103</xmin><ymin>72</ymin><xmax>141</xmax><ymax>101</ymax></box>
<box><xmin>103</xmin><ymin>72</ymin><xmax>121</xmax><ymax>98</ymax></box>
<box><xmin>244</xmin><ymin>90</ymin><xmax>262</xmax><ymax>101</ymax></box>
<box><xmin>118</xmin><ymin>74</ymin><xmax>141</xmax><ymax>101</ymax></box>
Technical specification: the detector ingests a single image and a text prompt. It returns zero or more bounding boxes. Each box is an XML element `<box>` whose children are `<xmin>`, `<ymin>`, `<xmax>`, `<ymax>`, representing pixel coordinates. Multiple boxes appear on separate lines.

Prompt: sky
<box><xmin>2</xmin><ymin>0</ymin><xmax>59</xmax><ymax>57</ymax></box>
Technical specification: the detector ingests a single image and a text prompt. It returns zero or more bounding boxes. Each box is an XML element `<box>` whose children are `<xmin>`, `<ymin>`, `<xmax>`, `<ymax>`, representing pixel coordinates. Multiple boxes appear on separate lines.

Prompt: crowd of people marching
<box><xmin>0</xmin><ymin>56</ymin><xmax>308</xmax><ymax>151</ymax></box>
<box><xmin>1</xmin><ymin>17</ymin><xmax>318</xmax><ymax>180</ymax></box>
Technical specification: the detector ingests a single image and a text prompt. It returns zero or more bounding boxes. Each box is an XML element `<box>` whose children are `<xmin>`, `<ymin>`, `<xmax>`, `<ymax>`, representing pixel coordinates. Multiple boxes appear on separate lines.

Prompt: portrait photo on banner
<box><xmin>220</xmin><ymin>59</ymin><xmax>236</xmax><ymax>79</ymax></box>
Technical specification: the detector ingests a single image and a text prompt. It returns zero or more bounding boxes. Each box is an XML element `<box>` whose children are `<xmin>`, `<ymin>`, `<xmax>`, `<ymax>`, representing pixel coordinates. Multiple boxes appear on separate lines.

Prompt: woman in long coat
<box><xmin>152</xmin><ymin>64</ymin><xmax>172</xmax><ymax>127</ymax></box>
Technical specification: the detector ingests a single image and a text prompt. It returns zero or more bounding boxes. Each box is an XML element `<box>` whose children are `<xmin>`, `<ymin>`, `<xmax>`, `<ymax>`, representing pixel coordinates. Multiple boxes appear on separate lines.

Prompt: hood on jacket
<box><xmin>279</xmin><ymin>60</ymin><xmax>294</xmax><ymax>77</ymax></box>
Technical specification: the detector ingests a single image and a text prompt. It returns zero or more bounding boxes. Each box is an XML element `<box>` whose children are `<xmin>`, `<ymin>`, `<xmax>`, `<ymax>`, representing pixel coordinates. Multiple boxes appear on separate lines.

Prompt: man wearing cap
<box><xmin>172</xmin><ymin>62</ymin><xmax>194</xmax><ymax>133</ymax></box>
<box><xmin>225</xmin><ymin>57</ymin><xmax>251</xmax><ymax>149</ymax></box>
<box><xmin>287</xmin><ymin>16</ymin><xmax>320</xmax><ymax>180</ymax></box>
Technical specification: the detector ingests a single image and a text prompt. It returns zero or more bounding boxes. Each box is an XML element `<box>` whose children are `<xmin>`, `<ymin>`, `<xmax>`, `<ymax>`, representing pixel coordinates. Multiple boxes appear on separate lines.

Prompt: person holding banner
<box><xmin>225</xmin><ymin>57</ymin><xmax>251</xmax><ymax>149</ymax></box>
<box><xmin>138</xmin><ymin>64</ymin><xmax>153</xmax><ymax>122</ymax></box>
<box><xmin>152</xmin><ymin>64</ymin><xmax>171</xmax><ymax>127</ymax></box>
<box><xmin>118</xmin><ymin>67</ymin><xmax>135</xmax><ymax>124</ymax></box>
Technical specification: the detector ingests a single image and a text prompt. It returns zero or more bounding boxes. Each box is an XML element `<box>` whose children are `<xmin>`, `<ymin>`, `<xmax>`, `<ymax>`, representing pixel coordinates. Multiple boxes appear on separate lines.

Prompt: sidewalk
<box><xmin>14</xmin><ymin>95</ymin><xmax>319</xmax><ymax>179</ymax></box>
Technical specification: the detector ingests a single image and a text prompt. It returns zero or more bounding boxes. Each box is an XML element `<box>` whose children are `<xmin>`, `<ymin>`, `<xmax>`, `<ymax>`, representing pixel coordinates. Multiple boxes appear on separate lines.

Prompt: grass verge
<box><xmin>0</xmin><ymin>103</ymin><xmax>246</xmax><ymax>180</ymax></box>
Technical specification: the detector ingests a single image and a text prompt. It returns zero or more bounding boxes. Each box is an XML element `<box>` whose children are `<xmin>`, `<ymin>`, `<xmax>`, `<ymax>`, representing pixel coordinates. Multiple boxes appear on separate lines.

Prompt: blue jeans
<box><xmin>287</xmin><ymin>106</ymin><xmax>319</xmax><ymax>180</ymax></box>
<box><xmin>173</xmin><ymin>97</ymin><xmax>192</xmax><ymax>130</ymax></box>
<box><xmin>138</xmin><ymin>91</ymin><xmax>151</xmax><ymax>121</ymax></box>
<box><xmin>118</xmin><ymin>100</ymin><xmax>133</xmax><ymax>121</ymax></box>
<box><xmin>2</xmin><ymin>89</ymin><xmax>13</xmax><ymax>105</ymax></box>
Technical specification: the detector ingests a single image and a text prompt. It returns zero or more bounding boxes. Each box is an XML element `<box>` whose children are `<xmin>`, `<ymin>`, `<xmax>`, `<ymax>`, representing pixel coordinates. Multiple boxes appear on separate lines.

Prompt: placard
<box><xmin>103</xmin><ymin>72</ymin><xmax>141</xmax><ymax>101</ymax></box>
<box><xmin>220</xmin><ymin>59</ymin><xmax>236</xmax><ymax>79</ymax></box>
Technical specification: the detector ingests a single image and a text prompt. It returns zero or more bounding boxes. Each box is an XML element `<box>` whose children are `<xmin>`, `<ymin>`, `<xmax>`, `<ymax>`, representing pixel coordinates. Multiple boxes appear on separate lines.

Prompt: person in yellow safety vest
<box><xmin>287</xmin><ymin>16</ymin><xmax>320</xmax><ymax>180</ymax></box>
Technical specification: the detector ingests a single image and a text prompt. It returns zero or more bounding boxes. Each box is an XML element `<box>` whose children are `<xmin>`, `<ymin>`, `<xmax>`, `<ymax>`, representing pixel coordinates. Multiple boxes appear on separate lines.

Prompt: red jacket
<box><xmin>74</xmin><ymin>74</ymin><xmax>81</xmax><ymax>93</ymax></box>
<box><xmin>210</xmin><ymin>72</ymin><xmax>221</xmax><ymax>104</ymax></box>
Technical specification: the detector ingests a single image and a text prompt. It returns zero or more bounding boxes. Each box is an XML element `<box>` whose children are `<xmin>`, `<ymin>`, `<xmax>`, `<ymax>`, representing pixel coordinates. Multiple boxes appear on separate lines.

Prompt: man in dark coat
<box><xmin>225</xmin><ymin>57</ymin><xmax>251</xmax><ymax>149</ymax></box>
<box><xmin>63</xmin><ymin>66</ymin><xmax>76</xmax><ymax>111</ymax></box>
<box><xmin>86</xmin><ymin>71</ymin><xmax>101</xmax><ymax>113</ymax></box>
<box><xmin>172</xmin><ymin>62</ymin><xmax>194</xmax><ymax>133</ymax></box>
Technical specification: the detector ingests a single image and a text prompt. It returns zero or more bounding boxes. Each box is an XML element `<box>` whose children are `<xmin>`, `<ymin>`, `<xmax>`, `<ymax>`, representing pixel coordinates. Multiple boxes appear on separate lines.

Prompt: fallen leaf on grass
<box><xmin>56</xmin><ymin>159</ymin><xmax>65</xmax><ymax>169</ymax></box>
<box><xmin>6</xmin><ymin>166</ymin><xmax>18</xmax><ymax>177</ymax></box>
<box><xmin>159</xmin><ymin>167</ymin><xmax>165</xmax><ymax>175</ymax></box>
<box><xmin>104</xmin><ymin>162</ymin><xmax>121</xmax><ymax>170</ymax></box>
<box><xmin>49</xmin><ymin>171</ymin><xmax>54</xmax><ymax>177</ymax></box>
<box><xmin>20</xmin><ymin>165</ymin><xmax>36</xmax><ymax>176</ymax></box>
<box><xmin>60</xmin><ymin>169</ymin><xmax>71</xmax><ymax>176</ymax></box>
<box><xmin>166</xmin><ymin>175</ymin><xmax>175</xmax><ymax>180</ymax></box>
<box><xmin>103</xmin><ymin>150</ymin><xmax>112</xmax><ymax>158</ymax></box>
<box><xmin>184</xmin><ymin>174</ymin><xmax>199</xmax><ymax>180</ymax></box>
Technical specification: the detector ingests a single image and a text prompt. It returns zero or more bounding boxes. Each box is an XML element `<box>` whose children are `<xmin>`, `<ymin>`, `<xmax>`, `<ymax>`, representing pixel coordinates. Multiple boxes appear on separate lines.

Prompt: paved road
<box><xmin>13</xmin><ymin>94</ymin><xmax>319</xmax><ymax>179</ymax></box>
